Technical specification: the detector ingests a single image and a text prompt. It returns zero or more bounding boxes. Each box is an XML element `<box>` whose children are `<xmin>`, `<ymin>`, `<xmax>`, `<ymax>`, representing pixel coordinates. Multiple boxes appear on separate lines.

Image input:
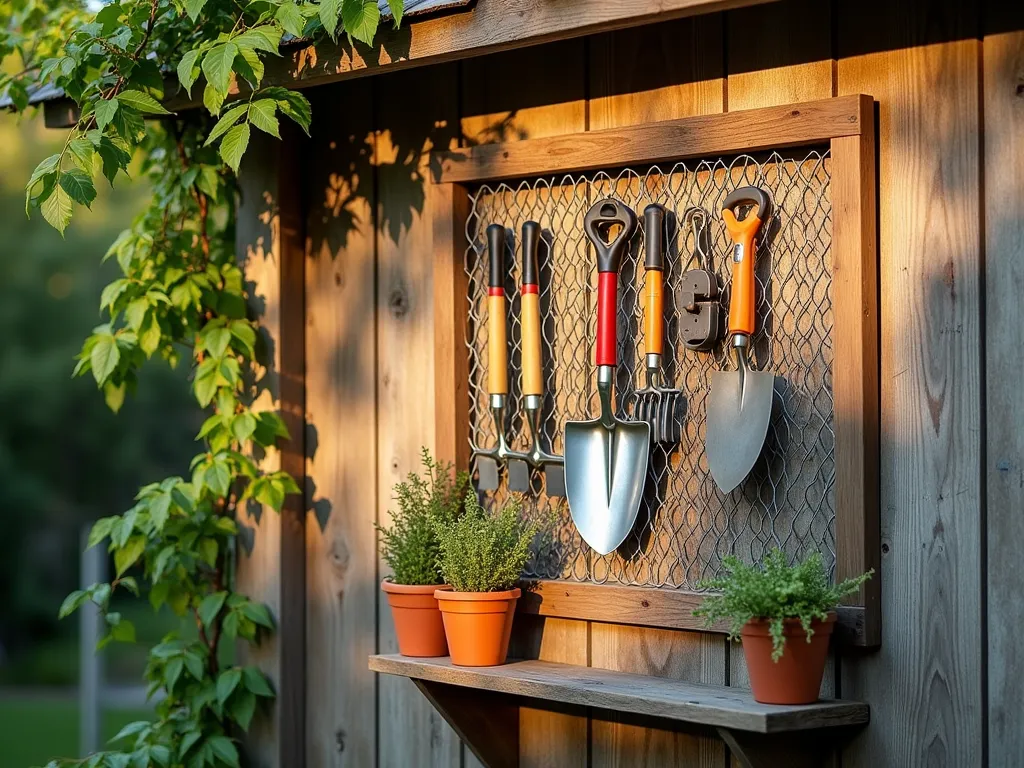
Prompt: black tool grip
<box><xmin>643</xmin><ymin>204</ymin><xmax>665</xmax><ymax>271</ymax></box>
<box><xmin>722</xmin><ymin>186</ymin><xmax>771</xmax><ymax>221</ymax></box>
<box><xmin>584</xmin><ymin>198</ymin><xmax>638</xmax><ymax>273</ymax></box>
<box><xmin>486</xmin><ymin>224</ymin><xmax>506</xmax><ymax>289</ymax></box>
<box><xmin>521</xmin><ymin>221</ymin><xmax>540</xmax><ymax>286</ymax></box>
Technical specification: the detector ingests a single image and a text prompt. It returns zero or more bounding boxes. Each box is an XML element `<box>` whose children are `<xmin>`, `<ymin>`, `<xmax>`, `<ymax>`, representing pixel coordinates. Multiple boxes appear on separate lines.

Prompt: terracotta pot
<box><xmin>435</xmin><ymin>587</ymin><xmax>521</xmax><ymax>666</ymax></box>
<box><xmin>381</xmin><ymin>580</ymin><xmax>451</xmax><ymax>657</ymax></box>
<box><xmin>740</xmin><ymin>611</ymin><xmax>836</xmax><ymax>704</ymax></box>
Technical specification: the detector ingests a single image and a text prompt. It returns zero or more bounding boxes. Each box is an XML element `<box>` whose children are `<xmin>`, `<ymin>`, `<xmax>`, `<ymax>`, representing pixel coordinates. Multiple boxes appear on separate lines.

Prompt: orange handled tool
<box><xmin>486</xmin><ymin>223</ymin><xmax>509</xmax><ymax>398</ymax></box>
<box><xmin>722</xmin><ymin>187</ymin><xmax>770</xmax><ymax>337</ymax></box>
<box><xmin>643</xmin><ymin>204</ymin><xmax>665</xmax><ymax>357</ymax></box>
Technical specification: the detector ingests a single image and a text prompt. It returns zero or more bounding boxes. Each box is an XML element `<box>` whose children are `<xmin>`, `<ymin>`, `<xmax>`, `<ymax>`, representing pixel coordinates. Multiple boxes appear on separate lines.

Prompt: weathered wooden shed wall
<box><xmin>237</xmin><ymin>0</ymin><xmax>1024</xmax><ymax>764</ymax></box>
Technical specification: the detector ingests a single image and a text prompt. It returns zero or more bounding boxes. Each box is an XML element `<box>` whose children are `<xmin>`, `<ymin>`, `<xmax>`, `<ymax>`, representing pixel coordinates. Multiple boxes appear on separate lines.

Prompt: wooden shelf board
<box><xmin>369</xmin><ymin>654</ymin><xmax>869</xmax><ymax>734</ymax></box>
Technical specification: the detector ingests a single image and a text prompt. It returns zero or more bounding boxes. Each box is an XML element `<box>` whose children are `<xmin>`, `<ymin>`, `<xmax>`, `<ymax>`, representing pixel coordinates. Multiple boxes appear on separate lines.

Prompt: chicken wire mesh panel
<box><xmin>463</xmin><ymin>149</ymin><xmax>835</xmax><ymax>589</ymax></box>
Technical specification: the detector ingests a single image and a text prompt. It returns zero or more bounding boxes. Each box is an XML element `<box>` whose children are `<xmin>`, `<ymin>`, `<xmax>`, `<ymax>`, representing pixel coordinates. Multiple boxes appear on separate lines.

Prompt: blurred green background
<box><xmin>0</xmin><ymin>107</ymin><xmax>201</xmax><ymax>766</ymax></box>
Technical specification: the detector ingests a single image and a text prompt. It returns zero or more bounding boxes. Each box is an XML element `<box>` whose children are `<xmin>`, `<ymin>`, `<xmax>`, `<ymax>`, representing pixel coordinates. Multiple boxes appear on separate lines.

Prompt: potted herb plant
<box><xmin>694</xmin><ymin>549</ymin><xmax>873</xmax><ymax>704</ymax></box>
<box><xmin>433</xmin><ymin>494</ymin><xmax>538</xmax><ymax>667</ymax></box>
<box><xmin>378</xmin><ymin>450</ymin><xmax>469</xmax><ymax>658</ymax></box>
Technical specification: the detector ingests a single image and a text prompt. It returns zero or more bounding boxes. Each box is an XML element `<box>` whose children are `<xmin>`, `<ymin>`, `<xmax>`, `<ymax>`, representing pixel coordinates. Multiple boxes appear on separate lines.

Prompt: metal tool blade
<box><xmin>565</xmin><ymin>416</ymin><xmax>650</xmax><ymax>555</ymax></box>
<box><xmin>475</xmin><ymin>455</ymin><xmax>499</xmax><ymax>491</ymax></box>
<box><xmin>507</xmin><ymin>458</ymin><xmax>531</xmax><ymax>492</ymax></box>
<box><xmin>544</xmin><ymin>463</ymin><xmax>566</xmax><ymax>498</ymax></box>
<box><xmin>705</xmin><ymin>368</ymin><xmax>775</xmax><ymax>493</ymax></box>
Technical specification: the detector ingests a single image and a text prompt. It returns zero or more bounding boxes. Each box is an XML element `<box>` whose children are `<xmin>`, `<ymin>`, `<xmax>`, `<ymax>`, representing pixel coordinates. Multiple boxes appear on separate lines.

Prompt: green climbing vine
<box><xmin>1</xmin><ymin>0</ymin><xmax>403</xmax><ymax>764</ymax></box>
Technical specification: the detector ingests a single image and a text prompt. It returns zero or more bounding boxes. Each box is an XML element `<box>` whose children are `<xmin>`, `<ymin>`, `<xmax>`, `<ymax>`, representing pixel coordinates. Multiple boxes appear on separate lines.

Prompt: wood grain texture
<box><xmin>369</xmin><ymin>655</ymin><xmax>870</xmax><ymax>733</ymax></box>
<box><xmin>590</xmin><ymin>626</ymin><xmax>726</xmax><ymax>767</ymax></box>
<box><xmin>725</xmin><ymin>0</ymin><xmax>833</xmax><ymax>110</ymax></box>
<box><xmin>415</xmin><ymin>681</ymin><xmax>520</xmax><ymax>768</ymax></box>
<box><xmin>460</xmin><ymin>47</ymin><xmax>590</xmax><ymax>768</ymax></box>
<box><xmin>586</xmin><ymin>42</ymin><xmax>727</xmax><ymax>766</ymax></box>
<box><xmin>837</xmin><ymin>1</ymin><xmax>984</xmax><ymax>765</ymax></box>
<box><xmin>983</xmin><ymin>24</ymin><xmax>1024</xmax><ymax>768</ymax></box>
<box><xmin>437</xmin><ymin>96</ymin><xmax>867</xmax><ymax>184</ymax></box>
<box><xmin>374</xmin><ymin>65</ymin><xmax>463</xmax><ymax>768</ymax></box>
<box><xmin>236</xmin><ymin>127</ymin><xmax>307</xmax><ymax>768</ymax></box>
<box><xmin>303</xmin><ymin>81</ymin><xmax>379</xmax><ymax>768</ymax></box>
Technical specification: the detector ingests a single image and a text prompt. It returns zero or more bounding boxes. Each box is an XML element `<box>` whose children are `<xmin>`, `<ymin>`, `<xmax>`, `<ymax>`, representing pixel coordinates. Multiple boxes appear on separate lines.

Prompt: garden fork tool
<box><xmin>473</xmin><ymin>224</ymin><xmax>527</xmax><ymax>491</ymax></box>
<box><xmin>706</xmin><ymin>186</ymin><xmax>775</xmax><ymax>493</ymax></box>
<box><xmin>634</xmin><ymin>203</ymin><xmax>683</xmax><ymax>443</ymax></box>
<box><xmin>565</xmin><ymin>199</ymin><xmax>650</xmax><ymax>555</ymax></box>
<box><xmin>506</xmin><ymin>221</ymin><xmax>566</xmax><ymax>497</ymax></box>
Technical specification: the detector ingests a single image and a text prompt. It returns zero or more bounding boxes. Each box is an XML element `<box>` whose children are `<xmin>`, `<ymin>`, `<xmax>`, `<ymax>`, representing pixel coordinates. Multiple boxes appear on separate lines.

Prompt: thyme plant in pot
<box><xmin>378</xmin><ymin>450</ymin><xmax>469</xmax><ymax>657</ymax></box>
<box><xmin>694</xmin><ymin>550</ymin><xmax>873</xmax><ymax>704</ymax></box>
<box><xmin>433</xmin><ymin>494</ymin><xmax>538</xmax><ymax>666</ymax></box>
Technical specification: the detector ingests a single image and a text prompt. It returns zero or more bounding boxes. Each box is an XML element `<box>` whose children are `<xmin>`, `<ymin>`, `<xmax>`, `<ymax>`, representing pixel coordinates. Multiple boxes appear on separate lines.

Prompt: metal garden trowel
<box><xmin>507</xmin><ymin>221</ymin><xmax>566</xmax><ymax>497</ymax></box>
<box><xmin>706</xmin><ymin>186</ymin><xmax>775</xmax><ymax>493</ymax></box>
<box><xmin>564</xmin><ymin>199</ymin><xmax>650</xmax><ymax>555</ymax></box>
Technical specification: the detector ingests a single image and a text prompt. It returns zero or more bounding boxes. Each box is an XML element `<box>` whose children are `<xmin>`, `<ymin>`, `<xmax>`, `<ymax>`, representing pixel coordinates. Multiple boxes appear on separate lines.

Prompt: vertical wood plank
<box><xmin>983</xmin><ymin>17</ymin><xmax>1024</xmax><ymax>767</ymax></box>
<box><xmin>375</xmin><ymin>65</ymin><xmax>464</xmax><ymax>768</ymax></box>
<box><xmin>236</xmin><ymin>126</ymin><xmax>307</xmax><ymax>768</ymax></box>
<box><xmin>591</xmin><ymin>626</ymin><xmax>725</xmax><ymax>768</ymax></box>
<box><xmin>461</xmin><ymin>41</ymin><xmax>590</xmax><ymax>768</ymax></box>
<box><xmin>722</xmin><ymin>10</ymin><xmax>840</xmax><ymax>765</ymax></box>
<box><xmin>587</xmin><ymin>20</ymin><xmax>727</xmax><ymax>768</ymax></box>
<box><xmin>304</xmin><ymin>81</ymin><xmax>379</xmax><ymax>768</ymax></box>
<box><xmin>725</xmin><ymin>0</ymin><xmax>833</xmax><ymax>111</ymax></box>
<box><xmin>837</xmin><ymin>1</ymin><xmax>983</xmax><ymax>765</ymax></box>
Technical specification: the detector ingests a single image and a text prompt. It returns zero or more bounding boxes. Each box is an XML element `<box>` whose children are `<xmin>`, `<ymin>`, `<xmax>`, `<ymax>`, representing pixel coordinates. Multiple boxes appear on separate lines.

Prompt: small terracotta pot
<box><xmin>435</xmin><ymin>587</ymin><xmax>521</xmax><ymax>666</ymax></box>
<box><xmin>381</xmin><ymin>580</ymin><xmax>451</xmax><ymax>657</ymax></box>
<box><xmin>740</xmin><ymin>611</ymin><xmax>836</xmax><ymax>704</ymax></box>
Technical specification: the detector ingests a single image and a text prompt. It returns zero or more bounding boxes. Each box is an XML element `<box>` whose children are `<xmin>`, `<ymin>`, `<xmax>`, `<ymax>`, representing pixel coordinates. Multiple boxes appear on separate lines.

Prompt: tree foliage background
<box><xmin>0</xmin><ymin>0</ymin><xmax>404</xmax><ymax>764</ymax></box>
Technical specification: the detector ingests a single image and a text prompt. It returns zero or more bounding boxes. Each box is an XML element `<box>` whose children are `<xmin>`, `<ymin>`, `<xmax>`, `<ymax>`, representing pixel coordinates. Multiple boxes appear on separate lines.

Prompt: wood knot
<box><xmin>388</xmin><ymin>288</ymin><xmax>409</xmax><ymax>317</ymax></box>
<box><xmin>641</xmin><ymin>599</ymin><xmax>650</xmax><ymax>608</ymax></box>
<box><xmin>334</xmin><ymin>272</ymin><xmax>343</xmax><ymax>287</ymax></box>
<box><xmin>791</xmin><ymin>110</ymin><xmax>800</xmax><ymax>117</ymax></box>
<box><xmin>1016</xmin><ymin>83</ymin><xmax>1024</xmax><ymax>97</ymax></box>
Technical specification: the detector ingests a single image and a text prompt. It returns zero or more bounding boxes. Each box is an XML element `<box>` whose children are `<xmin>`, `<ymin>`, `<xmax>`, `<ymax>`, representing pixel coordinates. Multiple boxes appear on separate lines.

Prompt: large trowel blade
<box><xmin>564</xmin><ymin>417</ymin><xmax>649</xmax><ymax>555</ymax></box>
<box><xmin>706</xmin><ymin>368</ymin><xmax>775</xmax><ymax>493</ymax></box>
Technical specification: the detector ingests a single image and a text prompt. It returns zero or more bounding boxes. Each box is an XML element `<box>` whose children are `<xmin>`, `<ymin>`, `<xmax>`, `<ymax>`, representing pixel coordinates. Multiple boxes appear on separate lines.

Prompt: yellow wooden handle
<box><xmin>521</xmin><ymin>290</ymin><xmax>542</xmax><ymax>396</ymax></box>
<box><xmin>487</xmin><ymin>293</ymin><xmax>508</xmax><ymax>395</ymax></box>
<box><xmin>644</xmin><ymin>269</ymin><xmax>664</xmax><ymax>356</ymax></box>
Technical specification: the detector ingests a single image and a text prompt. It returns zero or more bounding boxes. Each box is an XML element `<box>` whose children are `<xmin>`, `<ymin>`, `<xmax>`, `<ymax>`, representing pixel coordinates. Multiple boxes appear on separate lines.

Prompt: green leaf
<box><xmin>208</xmin><ymin>736</ymin><xmax>240</xmax><ymax>768</ymax></box>
<box><xmin>104</xmin><ymin>380</ymin><xmax>127</xmax><ymax>413</ymax></box>
<box><xmin>124</xmin><ymin>298</ymin><xmax>149</xmax><ymax>330</ymax></box>
<box><xmin>177</xmin><ymin>49</ymin><xmax>203</xmax><ymax>97</ymax></box>
<box><xmin>243</xmin><ymin>665</ymin><xmax>275</xmax><ymax>697</ymax></box>
<box><xmin>149</xmin><ymin>491</ymin><xmax>172</xmax><ymax>530</ymax></box>
<box><xmin>180</xmin><ymin>729</ymin><xmax>202</xmax><ymax>757</ymax></box>
<box><xmin>115</xmin><ymin>535</ymin><xmax>146</xmax><ymax>577</ymax></box>
<box><xmin>26</xmin><ymin>153</ymin><xmax>60</xmax><ymax>212</ymax></box>
<box><xmin>198</xmin><ymin>590</ymin><xmax>228</xmax><ymax>628</ymax></box>
<box><xmin>94</xmin><ymin>98</ymin><xmax>119</xmax><ymax>130</ymax></box>
<box><xmin>341</xmin><ymin>0</ymin><xmax>381</xmax><ymax>45</ymax></box>
<box><xmin>229</xmin><ymin>321</ymin><xmax>257</xmax><ymax>356</ymax></box>
<box><xmin>90</xmin><ymin>334</ymin><xmax>120</xmax><ymax>384</ymax></box>
<box><xmin>231</xmin><ymin>412</ymin><xmax>257</xmax><ymax>443</ymax></box>
<box><xmin>116</xmin><ymin>89</ymin><xmax>171</xmax><ymax>115</ymax></box>
<box><xmin>319</xmin><ymin>0</ymin><xmax>341</xmax><ymax>38</ymax></box>
<box><xmin>248</xmin><ymin>99</ymin><xmax>280</xmax><ymax>138</ymax></box>
<box><xmin>59</xmin><ymin>169</ymin><xmax>97</xmax><ymax>208</ymax></box>
<box><xmin>275</xmin><ymin>1</ymin><xmax>306</xmax><ymax>36</ymax></box>
<box><xmin>88</xmin><ymin>517</ymin><xmax>118</xmax><ymax>548</ymax></box>
<box><xmin>235</xmin><ymin>44</ymin><xmax>265</xmax><ymax>89</ymax></box>
<box><xmin>387</xmin><ymin>0</ymin><xmax>403</xmax><ymax>27</ymax></box>
<box><xmin>183</xmin><ymin>652</ymin><xmax>205</xmax><ymax>681</ymax></box>
<box><xmin>96</xmin><ymin>135</ymin><xmax>132</xmax><ymax>186</ymax></box>
<box><xmin>204</xmin><ymin>103</ymin><xmax>248</xmax><ymax>147</ymax></box>
<box><xmin>41</xmin><ymin>184</ymin><xmax>73</xmax><ymax>235</ymax></box>
<box><xmin>236</xmin><ymin>25</ymin><xmax>283</xmax><ymax>54</ymax></box>
<box><xmin>204</xmin><ymin>326</ymin><xmax>232</xmax><ymax>358</ymax></box>
<box><xmin>202</xmin><ymin>42</ymin><xmax>238</xmax><ymax>96</ymax></box>
<box><xmin>205</xmin><ymin>460</ymin><xmax>231</xmax><ymax>497</ymax></box>
<box><xmin>230</xmin><ymin>689</ymin><xmax>257</xmax><ymax>730</ymax></box>
<box><xmin>219</xmin><ymin>122</ymin><xmax>250</xmax><ymax>173</ymax></box>
<box><xmin>58</xmin><ymin>590</ymin><xmax>88</xmax><ymax>619</ymax></box>
<box><xmin>165</xmin><ymin>656</ymin><xmax>183</xmax><ymax>689</ymax></box>
<box><xmin>110</xmin><ymin>617</ymin><xmax>135</xmax><ymax>642</ymax></box>
<box><xmin>203</xmin><ymin>82</ymin><xmax>226</xmax><ymax>116</ymax></box>
<box><xmin>184</xmin><ymin>0</ymin><xmax>208</xmax><ymax>21</ymax></box>
<box><xmin>109</xmin><ymin>720</ymin><xmax>149</xmax><ymax>745</ymax></box>
<box><xmin>276</xmin><ymin>90</ymin><xmax>311</xmax><ymax>134</ymax></box>
<box><xmin>198</xmin><ymin>537</ymin><xmax>219</xmax><ymax>567</ymax></box>
<box><xmin>196</xmin><ymin>166</ymin><xmax>220</xmax><ymax>200</ymax></box>
<box><xmin>68</xmin><ymin>136</ymin><xmax>95</xmax><ymax>171</ymax></box>
<box><xmin>193</xmin><ymin>358</ymin><xmax>219</xmax><ymax>407</ymax></box>
<box><xmin>100</xmin><ymin>279</ymin><xmax>129</xmax><ymax>310</ymax></box>
<box><xmin>216</xmin><ymin>667</ymin><xmax>242</xmax><ymax>704</ymax></box>
<box><xmin>241</xmin><ymin>602</ymin><xmax>274</xmax><ymax>630</ymax></box>
<box><xmin>139</xmin><ymin>312</ymin><xmax>161</xmax><ymax>356</ymax></box>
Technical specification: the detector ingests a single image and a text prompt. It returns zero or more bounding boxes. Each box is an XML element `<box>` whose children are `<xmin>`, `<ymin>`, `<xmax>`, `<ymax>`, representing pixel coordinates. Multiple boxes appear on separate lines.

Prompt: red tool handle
<box><xmin>584</xmin><ymin>199</ymin><xmax>637</xmax><ymax>368</ymax></box>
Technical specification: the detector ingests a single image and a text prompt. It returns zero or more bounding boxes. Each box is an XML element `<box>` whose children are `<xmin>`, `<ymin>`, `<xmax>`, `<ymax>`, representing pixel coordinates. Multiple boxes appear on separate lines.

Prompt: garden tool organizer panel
<box><xmin>432</xmin><ymin>95</ymin><xmax>881</xmax><ymax>647</ymax></box>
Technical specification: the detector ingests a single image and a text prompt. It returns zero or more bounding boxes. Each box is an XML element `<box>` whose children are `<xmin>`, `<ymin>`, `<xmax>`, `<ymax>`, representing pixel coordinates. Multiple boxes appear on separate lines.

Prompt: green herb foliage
<box><xmin>693</xmin><ymin>550</ymin><xmax>872</xmax><ymax>662</ymax></box>
<box><xmin>3</xmin><ymin>0</ymin><xmax>406</xmax><ymax>764</ymax></box>
<box><xmin>377</xmin><ymin>449</ymin><xmax>470</xmax><ymax>586</ymax></box>
<box><xmin>434</xmin><ymin>494</ymin><xmax>537</xmax><ymax>593</ymax></box>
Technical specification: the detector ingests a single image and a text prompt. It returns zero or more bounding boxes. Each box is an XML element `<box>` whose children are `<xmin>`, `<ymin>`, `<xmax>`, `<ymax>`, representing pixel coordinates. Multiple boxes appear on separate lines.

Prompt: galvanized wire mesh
<box><xmin>463</xmin><ymin>150</ymin><xmax>835</xmax><ymax>588</ymax></box>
